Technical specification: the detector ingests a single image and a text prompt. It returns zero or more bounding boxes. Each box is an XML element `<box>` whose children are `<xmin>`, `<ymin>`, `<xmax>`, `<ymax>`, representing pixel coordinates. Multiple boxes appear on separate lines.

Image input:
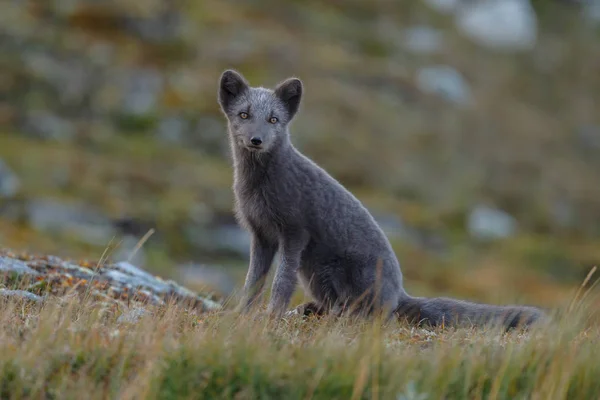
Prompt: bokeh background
<box><xmin>1</xmin><ymin>0</ymin><xmax>599</xmax><ymax>309</ymax></box>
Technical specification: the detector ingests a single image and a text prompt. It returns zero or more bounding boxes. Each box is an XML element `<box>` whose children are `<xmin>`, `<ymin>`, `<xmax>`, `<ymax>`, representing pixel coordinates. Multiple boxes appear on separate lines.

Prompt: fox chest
<box><xmin>234</xmin><ymin>188</ymin><xmax>285</xmax><ymax>236</ymax></box>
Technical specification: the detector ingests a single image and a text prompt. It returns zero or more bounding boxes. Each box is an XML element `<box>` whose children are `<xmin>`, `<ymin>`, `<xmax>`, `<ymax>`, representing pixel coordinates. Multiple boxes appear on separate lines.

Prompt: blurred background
<box><xmin>1</xmin><ymin>0</ymin><xmax>599</xmax><ymax>309</ymax></box>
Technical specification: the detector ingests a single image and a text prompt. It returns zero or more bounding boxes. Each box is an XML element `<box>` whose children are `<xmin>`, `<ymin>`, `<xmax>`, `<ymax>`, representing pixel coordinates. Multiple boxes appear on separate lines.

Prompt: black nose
<box><xmin>250</xmin><ymin>137</ymin><xmax>262</xmax><ymax>146</ymax></box>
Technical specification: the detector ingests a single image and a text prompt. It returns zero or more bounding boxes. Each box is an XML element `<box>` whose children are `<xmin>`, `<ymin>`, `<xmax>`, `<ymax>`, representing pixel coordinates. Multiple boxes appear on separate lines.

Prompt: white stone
<box><xmin>467</xmin><ymin>205</ymin><xmax>518</xmax><ymax>240</ymax></box>
<box><xmin>455</xmin><ymin>0</ymin><xmax>537</xmax><ymax>51</ymax></box>
<box><xmin>416</xmin><ymin>65</ymin><xmax>471</xmax><ymax>105</ymax></box>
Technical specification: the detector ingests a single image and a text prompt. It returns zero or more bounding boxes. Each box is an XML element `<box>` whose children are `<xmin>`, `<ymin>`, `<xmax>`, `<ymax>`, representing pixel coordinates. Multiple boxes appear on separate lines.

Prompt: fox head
<box><xmin>217</xmin><ymin>70</ymin><xmax>302</xmax><ymax>154</ymax></box>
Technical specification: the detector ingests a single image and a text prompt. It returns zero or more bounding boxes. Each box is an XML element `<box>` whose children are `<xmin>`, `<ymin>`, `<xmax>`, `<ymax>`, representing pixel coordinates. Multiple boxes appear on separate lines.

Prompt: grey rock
<box><xmin>58</xmin><ymin>262</ymin><xmax>96</xmax><ymax>278</ymax></box>
<box><xmin>104</xmin><ymin>267</ymin><xmax>169</xmax><ymax>296</ymax></box>
<box><xmin>22</xmin><ymin>111</ymin><xmax>76</xmax><ymax>142</ymax></box>
<box><xmin>0</xmin><ymin>256</ymin><xmax>39</xmax><ymax>275</ymax></box>
<box><xmin>372</xmin><ymin>212</ymin><xmax>412</xmax><ymax>242</ymax></box>
<box><xmin>123</xmin><ymin>10</ymin><xmax>182</xmax><ymax>43</ymax></box>
<box><xmin>0</xmin><ymin>159</ymin><xmax>20</xmax><ymax>199</ymax></box>
<box><xmin>120</xmin><ymin>68</ymin><xmax>163</xmax><ymax>116</ymax></box>
<box><xmin>416</xmin><ymin>65</ymin><xmax>471</xmax><ymax>105</ymax></box>
<box><xmin>551</xmin><ymin>198</ymin><xmax>575</xmax><ymax>229</ymax></box>
<box><xmin>0</xmin><ymin>252</ymin><xmax>221</xmax><ymax>311</ymax></box>
<box><xmin>582</xmin><ymin>0</ymin><xmax>600</xmax><ymax>24</ymax></box>
<box><xmin>155</xmin><ymin>115</ymin><xmax>189</xmax><ymax>144</ymax></box>
<box><xmin>49</xmin><ymin>0</ymin><xmax>114</xmax><ymax>17</ymax></box>
<box><xmin>136</xmin><ymin>289</ymin><xmax>167</xmax><ymax>306</ymax></box>
<box><xmin>26</xmin><ymin>198</ymin><xmax>115</xmax><ymax>246</ymax></box>
<box><xmin>184</xmin><ymin>223</ymin><xmax>251</xmax><ymax>257</ymax></box>
<box><xmin>116</xmin><ymin>307</ymin><xmax>149</xmax><ymax>324</ymax></box>
<box><xmin>102</xmin><ymin>261</ymin><xmax>221</xmax><ymax>309</ymax></box>
<box><xmin>455</xmin><ymin>0</ymin><xmax>537</xmax><ymax>51</ymax></box>
<box><xmin>467</xmin><ymin>205</ymin><xmax>518</xmax><ymax>240</ymax></box>
<box><xmin>104</xmin><ymin>269</ymin><xmax>162</xmax><ymax>291</ymax></box>
<box><xmin>22</xmin><ymin>51</ymin><xmax>92</xmax><ymax>105</ymax></box>
<box><xmin>372</xmin><ymin>212</ymin><xmax>448</xmax><ymax>255</ymax></box>
<box><xmin>113</xmin><ymin>261</ymin><xmax>158</xmax><ymax>285</ymax></box>
<box><xmin>178</xmin><ymin>263</ymin><xmax>236</xmax><ymax>296</ymax></box>
<box><xmin>422</xmin><ymin>0</ymin><xmax>460</xmax><ymax>13</ymax></box>
<box><xmin>213</xmin><ymin>224</ymin><xmax>252</xmax><ymax>257</ymax></box>
<box><xmin>576</xmin><ymin>125</ymin><xmax>600</xmax><ymax>151</ymax></box>
<box><xmin>402</xmin><ymin>25</ymin><xmax>443</xmax><ymax>54</ymax></box>
<box><xmin>0</xmin><ymin>289</ymin><xmax>44</xmax><ymax>303</ymax></box>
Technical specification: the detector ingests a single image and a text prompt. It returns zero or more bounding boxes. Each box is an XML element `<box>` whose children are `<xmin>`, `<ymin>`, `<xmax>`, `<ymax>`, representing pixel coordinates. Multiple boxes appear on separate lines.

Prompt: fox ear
<box><xmin>218</xmin><ymin>70</ymin><xmax>249</xmax><ymax>113</ymax></box>
<box><xmin>274</xmin><ymin>78</ymin><xmax>303</xmax><ymax>120</ymax></box>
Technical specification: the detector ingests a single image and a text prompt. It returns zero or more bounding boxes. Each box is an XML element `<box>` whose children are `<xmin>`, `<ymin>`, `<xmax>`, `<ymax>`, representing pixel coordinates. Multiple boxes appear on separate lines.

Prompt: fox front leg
<box><xmin>239</xmin><ymin>232</ymin><xmax>278</xmax><ymax>313</ymax></box>
<box><xmin>267</xmin><ymin>230</ymin><xmax>308</xmax><ymax>319</ymax></box>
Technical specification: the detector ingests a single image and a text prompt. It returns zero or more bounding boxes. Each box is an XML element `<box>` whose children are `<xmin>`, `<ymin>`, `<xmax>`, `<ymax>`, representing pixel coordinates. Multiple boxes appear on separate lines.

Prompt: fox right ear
<box><xmin>218</xmin><ymin>70</ymin><xmax>249</xmax><ymax>113</ymax></box>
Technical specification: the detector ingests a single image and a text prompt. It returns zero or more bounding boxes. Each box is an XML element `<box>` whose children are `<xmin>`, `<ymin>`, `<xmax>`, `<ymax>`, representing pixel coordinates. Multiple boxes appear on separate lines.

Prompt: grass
<box><xmin>1</xmin><ymin>264</ymin><xmax>599</xmax><ymax>400</ymax></box>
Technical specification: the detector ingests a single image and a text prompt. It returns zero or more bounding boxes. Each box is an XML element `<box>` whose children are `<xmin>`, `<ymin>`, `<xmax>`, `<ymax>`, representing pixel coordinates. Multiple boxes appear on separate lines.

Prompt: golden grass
<box><xmin>1</xmin><ymin>266</ymin><xmax>599</xmax><ymax>400</ymax></box>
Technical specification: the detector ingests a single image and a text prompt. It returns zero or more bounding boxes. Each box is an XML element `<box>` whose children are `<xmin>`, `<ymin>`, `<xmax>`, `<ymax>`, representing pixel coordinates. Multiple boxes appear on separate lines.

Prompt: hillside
<box><xmin>1</xmin><ymin>0</ymin><xmax>600</xmax><ymax>321</ymax></box>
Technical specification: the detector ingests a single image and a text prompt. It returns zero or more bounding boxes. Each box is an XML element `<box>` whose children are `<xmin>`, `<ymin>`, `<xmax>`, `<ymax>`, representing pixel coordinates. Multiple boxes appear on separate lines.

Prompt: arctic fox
<box><xmin>217</xmin><ymin>69</ymin><xmax>545</xmax><ymax>329</ymax></box>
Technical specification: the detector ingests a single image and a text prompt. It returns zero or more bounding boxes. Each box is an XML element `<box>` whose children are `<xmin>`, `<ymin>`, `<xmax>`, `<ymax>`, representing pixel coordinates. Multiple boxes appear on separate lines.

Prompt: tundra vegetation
<box><xmin>1</xmin><ymin>0</ymin><xmax>600</xmax><ymax>398</ymax></box>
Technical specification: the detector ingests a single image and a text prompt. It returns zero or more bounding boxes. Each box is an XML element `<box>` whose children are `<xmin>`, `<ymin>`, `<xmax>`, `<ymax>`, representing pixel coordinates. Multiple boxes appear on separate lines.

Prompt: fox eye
<box><xmin>239</xmin><ymin>112</ymin><xmax>249</xmax><ymax>119</ymax></box>
<box><xmin>269</xmin><ymin>117</ymin><xmax>278</xmax><ymax>124</ymax></box>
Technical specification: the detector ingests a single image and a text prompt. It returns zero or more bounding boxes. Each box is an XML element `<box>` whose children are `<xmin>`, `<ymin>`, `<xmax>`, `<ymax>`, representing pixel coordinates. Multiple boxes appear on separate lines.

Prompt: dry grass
<box><xmin>1</xmin><ymin>269</ymin><xmax>599</xmax><ymax>400</ymax></box>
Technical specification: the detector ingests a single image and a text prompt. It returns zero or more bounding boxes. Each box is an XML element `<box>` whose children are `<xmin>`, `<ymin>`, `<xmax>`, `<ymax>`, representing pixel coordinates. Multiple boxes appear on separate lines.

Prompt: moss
<box><xmin>112</xmin><ymin>113</ymin><xmax>158</xmax><ymax>133</ymax></box>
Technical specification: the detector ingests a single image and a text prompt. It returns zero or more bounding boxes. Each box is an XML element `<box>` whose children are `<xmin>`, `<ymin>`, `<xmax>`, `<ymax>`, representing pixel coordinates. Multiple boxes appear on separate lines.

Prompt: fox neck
<box><xmin>230</xmin><ymin>131</ymin><xmax>291</xmax><ymax>171</ymax></box>
<box><xmin>230</xmin><ymin>131</ymin><xmax>293</xmax><ymax>190</ymax></box>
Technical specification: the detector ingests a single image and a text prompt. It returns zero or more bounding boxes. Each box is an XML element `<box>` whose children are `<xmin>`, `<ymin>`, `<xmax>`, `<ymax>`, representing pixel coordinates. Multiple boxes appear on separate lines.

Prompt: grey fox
<box><xmin>217</xmin><ymin>69</ymin><xmax>546</xmax><ymax>329</ymax></box>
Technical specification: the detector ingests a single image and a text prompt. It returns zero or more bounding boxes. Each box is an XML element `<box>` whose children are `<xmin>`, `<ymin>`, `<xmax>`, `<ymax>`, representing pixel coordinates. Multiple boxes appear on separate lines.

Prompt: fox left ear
<box><xmin>274</xmin><ymin>78</ymin><xmax>303</xmax><ymax>120</ymax></box>
<box><xmin>218</xmin><ymin>69</ymin><xmax>249</xmax><ymax>113</ymax></box>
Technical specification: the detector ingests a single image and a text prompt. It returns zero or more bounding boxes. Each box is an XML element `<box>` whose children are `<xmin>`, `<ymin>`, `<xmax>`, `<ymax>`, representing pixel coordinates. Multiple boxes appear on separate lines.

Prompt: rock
<box><xmin>576</xmin><ymin>125</ymin><xmax>600</xmax><ymax>151</ymax></box>
<box><xmin>0</xmin><ymin>256</ymin><xmax>39</xmax><ymax>275</ymax></box>
<box><xmin>116</xmin><ymin>307</ymin><xmax>149</xmax><ymax>324</ymax></box>
<box><xmin>104</xmin><ymin>268</ymin><xmax>165</xmax><ymax>293</ymax></box>
<box><xmin>416</xmin><ymin>65</ymin><xmax>471</xmax><ymax>105</ymax></box>
<box><xmin>184</xmin><ymin>223</ymin><xmax>251</xmax><ymax>258</ymax></box>
<box><xmin>0</xmin><ymin>159</ymin><xmax>20</xmax><ymax>199</ymax></box>
<box><xmin>213</xmin><ymin>224</ymin><xmax>251</xmax><ymax>257</ymax></box>
<box><xmin>0</xmin><ymin>250</ymin><xmax>221</xmax><ymax>311</ymax></box>
<box><xmin>112</xmin><ymin>261</ymin><xmax>158</xmax><ymax>285</ymax></box>
<box><xmin>123</xmin><ymin>9</ymin><xmax>182</xmax><ymax>43</ymax></box>
<box><xmin>372</xmin><ymin>212</ymin><xmax>448</xmax><ymax>255</ymax></box>
<box><xmin>26</xmin><ymin>198</ymin><xmax>115</xmax><ymax>246</ymax></box>
<box><xmin>155</xmin><ymin>115</ymin><xmax>189</xmax><ymax>144</ymax></box>
<box><xmin>106</xmin><ymin>261</ymin><xmax>221</xmax><ymax>308</ymax></box>
<box><xmin>422</xmin><ymin>0</ymin><xmax>460</xmax><ymax>13</ymax></box>
<box><xmin>402</xmin><ymin>25</ymin><xmax>444</xmax><ymax>54</ymax></box>
<box><xmin>178</xmin><ymin>264</ymin><xmax>236</xmax><ymax>296</ymax></box>
<box><xmin>455</xmin><ymin>0</ymin><xmax>537</xmax><ymax>51</ymax></box>
<box><xmin>0</xmin><ymin>289</ymin><xmax>44</xmax><ymax>303</ymax></box>
<box><xmin>467</xmin><ymin>205</ymin><xmax>518</xmax><ymax>240</ymax></box>
<box><xmin>551</xmin><ymin>198</ymin><xmax>575</xmax><ymax>229</ymax></box>
<box><xmin>120</xmin><ymin>68</ymin><xmax>164</xmax><ymax>116</ymax></box>
<box><xmin>22</xmin><ymin>111</ymin><xmax>76</xmax><ymax>142</ymax></box>
<box><xmin>23</xmin><ymin>50</ymin><xmax>92</xmax><ymax>106</ymax></box>
<box><xmin>582</xmin><ymin>0</ymin><xmax>600</xmax><ymax>24</ymax></box>
<box><xmin>372</xmin><ymin>212</ymin><xmax>413</xmax><ymax>242</ymax></box>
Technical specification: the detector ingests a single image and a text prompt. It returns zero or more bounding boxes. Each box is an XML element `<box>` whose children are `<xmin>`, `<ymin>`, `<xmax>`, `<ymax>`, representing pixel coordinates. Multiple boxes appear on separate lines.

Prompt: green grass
<box><xmin>0</xmin><ymin>273</ymin><xmax>599</xmax><ymax>400</ymax></box>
